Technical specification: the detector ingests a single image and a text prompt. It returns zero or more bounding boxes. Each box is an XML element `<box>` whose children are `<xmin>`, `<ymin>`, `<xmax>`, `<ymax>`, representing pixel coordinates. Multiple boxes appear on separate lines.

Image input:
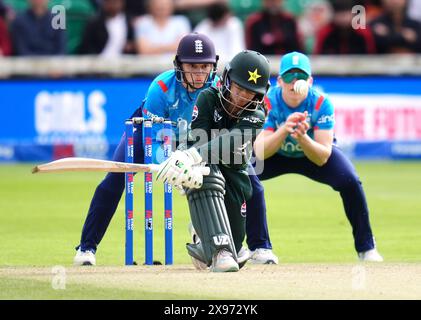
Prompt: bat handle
<box><xmin>196</xmin><ymin>165</ymin><xmax>210</xmax><ymax>176</ymax></box>
<box><xmin>149</xmin><ymin>164</ymin><xmax>210</xmax><ymax>175</ymax></box>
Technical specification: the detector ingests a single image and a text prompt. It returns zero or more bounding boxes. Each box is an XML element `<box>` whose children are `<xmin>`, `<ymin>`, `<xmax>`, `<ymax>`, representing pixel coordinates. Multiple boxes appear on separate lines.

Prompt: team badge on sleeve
<box><xmin>241</xmin><ymin>201</ymin><xmax>247</xmax><ymax>217</ymax></box>
<box><xmin>192</xmin><ymin>105</ymin><xmax>199</xmax><ymax>122</ymax></box>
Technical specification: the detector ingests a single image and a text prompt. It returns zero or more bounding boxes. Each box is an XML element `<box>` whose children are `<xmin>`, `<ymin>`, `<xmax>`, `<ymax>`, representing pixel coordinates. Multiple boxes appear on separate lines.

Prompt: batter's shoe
<box><xmin>210</xmin><ymin>249</ymin><xmax>239</xmax><ymax>272</ymax></box>
<box><xmin>191</xmin><ymin>256</ymin><xmax>208</xmax><ymax>270</ymax></box>
<box><xmin>188</xmin><ymin>222</ymin><xmax>200</xmax><ymax>244</ymax></box>
<box><xmin>187</xmin><ymin>222</ymin><xmax>208</xmax><ymax>270</ymax></box>
<box><xmin>74</xmin><ymin>248</ymin><xmax>96</xmax><ymax>266</ymax></box>
<box><xmin>249</xmin><ymin>248</ymin><xmax>279</xmax><ymax>264</ymax></box>
<box><xmin>358</xmin><ymin>248</ymin><xmax>384</xmax><ymax>262</ymax></box>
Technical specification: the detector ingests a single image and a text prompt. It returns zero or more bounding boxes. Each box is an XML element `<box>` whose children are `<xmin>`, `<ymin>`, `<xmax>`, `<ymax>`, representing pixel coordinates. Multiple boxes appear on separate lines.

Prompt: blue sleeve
<box><xmin>315</xmin><ymin>96</ymin><xmax>335</xmax><ymax>130</ymax></box>
<box><xmin>263</xmin><ymin>88</ymin><xmax>279</xmax><ymax>131</ymax></box>
<box><xmin>142</xmin><ymin>80</ymin><xmax>168</xmax><ymax>143</ymax></box>
<box><xmin>263</xmin><ymin>109</ymin><xmax>277</xmax><ymax>131</ymax></box>
<box><xmin>142</xmin><ymin>80</ymin><xmax>168</xmax><ymax>164</ymax></box>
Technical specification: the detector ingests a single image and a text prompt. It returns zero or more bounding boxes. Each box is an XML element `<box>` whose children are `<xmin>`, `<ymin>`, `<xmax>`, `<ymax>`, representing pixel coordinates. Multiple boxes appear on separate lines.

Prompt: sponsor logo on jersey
<box><xmin>192</xmin><ymin>105</ymin><xmax>199</xmax><ymax>122</ymax></box>
<box><xmin>170</xmin><ymin>99</ymin><xmax>179</xmax><ymax>110</ymax></box>
<box><xmin>213</xmin><ymin>234</ymin><xmax>230</xmax><ymax>246</ymax></box>
<box><xmin>281</xmin><ymin>141</ymin><xmax>303</xmax><ymax>153</ymax></box>
<box><xmin>143</xmin><ymin>108</ymin><xmax>158</xmax><ymax>119</ymax></box>
<box><xmin>242</xmin><ymin>116</ymin><xmax>263</xmax><ymax>124</ymax></box>
<box><xmin>214</xmin><ymin>110</ymin><xmax>222</xmax><ymax>122</ymax></box>
<box><xmin>317</xmin><ymin>114</ymin><xmax>334</xmax><ymax>124</ymax></box>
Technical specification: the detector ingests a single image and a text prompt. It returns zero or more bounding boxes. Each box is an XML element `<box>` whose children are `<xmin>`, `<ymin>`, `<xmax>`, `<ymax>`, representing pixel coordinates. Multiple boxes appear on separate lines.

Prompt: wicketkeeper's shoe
<box><xmin>249</xmin><ymin>248</ymin><xmax>279</xmax><ymax>265</ymax></box>
<box><xmin>237</xmin><ymin>247</ymin><xmax>251</xmax><ymax>269</ymax></box>
<box><xmin>210</xmin><ymin>249</ymin><xmax>239</xmax><ymax>272</ymax></box>
<box><xmin>73</xmin><ymin>248</ymin><xmax>96</xmax><ymax>266</ymax></box>
<box><xmin>358</xmin><ymin>248</ymin><xmax>384</xmax><ymax>262</ymax></box>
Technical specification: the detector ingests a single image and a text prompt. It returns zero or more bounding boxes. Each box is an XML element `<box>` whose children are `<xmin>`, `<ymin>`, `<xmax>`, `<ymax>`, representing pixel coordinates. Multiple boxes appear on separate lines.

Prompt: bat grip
<box><xmin>149</xmin><ymin>164</ymin><xmax>210</xmax><ymax>176</ymax></box>
<box><xmin>195</xmin><ymin>165</ymin><xmax>210</xmax><ymax>176</ymax></box>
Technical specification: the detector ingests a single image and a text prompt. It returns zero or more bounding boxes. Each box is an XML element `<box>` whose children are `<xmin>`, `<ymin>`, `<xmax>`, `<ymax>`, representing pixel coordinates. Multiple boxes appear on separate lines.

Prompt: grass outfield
<box><xmin>0</xmin><ymin>161</ymin><xmax>420</xmax><ymax>299</ymax></box>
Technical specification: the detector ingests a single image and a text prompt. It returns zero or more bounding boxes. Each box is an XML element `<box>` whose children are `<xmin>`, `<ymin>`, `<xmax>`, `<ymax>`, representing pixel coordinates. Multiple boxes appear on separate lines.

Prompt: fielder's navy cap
<box><xmin>279</xmin><ymin>51</ymin><xmax>312</xmax><ymax>76</ymax></box>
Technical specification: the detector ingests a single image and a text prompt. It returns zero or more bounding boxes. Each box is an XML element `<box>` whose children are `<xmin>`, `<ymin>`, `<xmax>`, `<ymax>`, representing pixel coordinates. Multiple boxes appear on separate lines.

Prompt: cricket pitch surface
<box><xmin>1</xmin><ymin>263</ymin><xmax>420</xmax><ymax>300</ymax></box>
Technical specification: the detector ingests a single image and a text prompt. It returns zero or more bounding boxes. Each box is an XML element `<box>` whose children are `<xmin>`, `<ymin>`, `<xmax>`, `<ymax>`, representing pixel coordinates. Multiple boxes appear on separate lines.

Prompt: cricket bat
<box><xmin>32</xmin><ymin>157</ymin><xmax>210</xmax><ymax>175</ymax></box>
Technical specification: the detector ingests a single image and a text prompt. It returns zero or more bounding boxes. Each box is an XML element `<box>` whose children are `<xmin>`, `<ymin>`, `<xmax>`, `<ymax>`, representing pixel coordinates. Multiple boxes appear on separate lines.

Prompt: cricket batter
<box><xmin>156</xmin><ymin>50</ymin><xmax>271</xmax><ymax>271</ymax></box>
<box><xmin>253</xmin><ymin>51</ymin><xmax>383</xmax><ymax>262</ymax></box>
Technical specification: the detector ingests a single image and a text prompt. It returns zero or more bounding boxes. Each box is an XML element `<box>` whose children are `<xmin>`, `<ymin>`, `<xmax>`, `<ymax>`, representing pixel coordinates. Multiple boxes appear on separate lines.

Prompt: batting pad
<box><xmin>186</xmin><ymin>165</ymin><xmax>237</xmax><ymax>266</ymax></box>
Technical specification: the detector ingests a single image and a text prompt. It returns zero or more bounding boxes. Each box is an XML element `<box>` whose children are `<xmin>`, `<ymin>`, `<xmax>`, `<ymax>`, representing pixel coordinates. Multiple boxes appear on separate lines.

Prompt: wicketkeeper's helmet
<box><xmin>174</xmin><ymin>33</ymin><xmax>219</xmax><ymax>89</ymax></box>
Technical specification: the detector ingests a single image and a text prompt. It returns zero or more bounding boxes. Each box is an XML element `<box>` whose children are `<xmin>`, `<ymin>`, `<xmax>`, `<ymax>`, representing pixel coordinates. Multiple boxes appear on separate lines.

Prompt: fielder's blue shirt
<box><xmin>264</xmin><ymin>86</ymin><xmax>335</xmax><ymax>158</ymax></box>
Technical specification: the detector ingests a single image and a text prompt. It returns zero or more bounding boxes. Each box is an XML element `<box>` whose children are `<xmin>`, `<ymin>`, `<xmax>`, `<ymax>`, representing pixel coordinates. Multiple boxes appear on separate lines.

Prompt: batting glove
<box><xmin>156</xmin><ymin>147</ymin><xmax>203</xmax><ymax>188</ymax></box>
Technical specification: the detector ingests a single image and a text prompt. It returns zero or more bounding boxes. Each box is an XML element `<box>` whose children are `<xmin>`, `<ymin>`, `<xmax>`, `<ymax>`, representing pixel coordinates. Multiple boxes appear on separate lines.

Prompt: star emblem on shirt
<box><xmin>248</xmin><ymin>68</ymin><xmax>261</xmax><ymax>84</ymax></box>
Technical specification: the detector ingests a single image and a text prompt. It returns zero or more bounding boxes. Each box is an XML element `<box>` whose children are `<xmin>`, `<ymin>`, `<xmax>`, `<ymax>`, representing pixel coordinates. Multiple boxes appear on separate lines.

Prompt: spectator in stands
<box><xmin>245</xmin><ymin>0</ymin><xmax>302</xmax><ymax>55</ymax></box>
<box><xmin>91</xmin><ymin>0</ymin><xmax>148</xmax><ymax>17</ymax></box>
<box><xmin>124</xmin><ymin>0</ymin><xmax>147</xmax><ymax>17</ymax></box>
<box><xmin>0</xmin><ymin>0</ymin><xmax>6</xmax><ymax>18</ymax></box>
<box><xmin>173</xmin><ymin>0</ymin><xmax>220</xmax><ymax>28</ymax></box>
<box><xmin>78</xmin><ymin>0</ymin><xmax>135</xmax><ymax>56</ymax></box>
<box><xmin>370</xmin><ymin>0</ymin><xmax>421</xmax><ymax>53</ymax></box>
<box><xmin>229</xmin><ymin>0</ymin><xmax>261</xmax><ymax>24</ymax></box>
<box><xmin>194</xmin><ymin>1</ymin><xmax>245</xmax><ymax>60</ymax></box>
<box><xmin>0</xmin><ymin>14</ymin><xmax>11</xmax><ymax>56</ymax></box>
<box><xmin>0</xmin><ymin>0</ymin><xmax>14</xmax><ymax>22</ymax></box>
<box><xmin>298</xmin><ymin>0</ymin><xmax>332</xmax><ymax>53</ymax></box>
<box><xmin>408</xmin><ymin>0</ymin><xmax>421</xmax><ymax>23</ymax></box>
<box><xmin>10</xmin><ymin>0</ymin><xmax>66</xmax><ymax>56</ymax></box>
<box><xmin>314</xmin><ymin>0</ymin><xmax>376</xmax><ymax>54</ymax></box>
<box><xmin>362</xmin><ymin>0</ymin><xmax>384</xmax><ymax>22</ymax></box>
<box><xmin>134</xmin><ymin>0</ymin><xmax>190</xmax><ymax>55</ymax></box>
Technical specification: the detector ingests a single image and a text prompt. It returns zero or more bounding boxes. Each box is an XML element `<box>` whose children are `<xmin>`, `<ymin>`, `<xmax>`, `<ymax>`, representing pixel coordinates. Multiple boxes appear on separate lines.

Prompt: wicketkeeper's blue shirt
<box><xmin>140</xmin><ymin>69</ymin><xmax>217</xmax><ymax>163</ymax></box>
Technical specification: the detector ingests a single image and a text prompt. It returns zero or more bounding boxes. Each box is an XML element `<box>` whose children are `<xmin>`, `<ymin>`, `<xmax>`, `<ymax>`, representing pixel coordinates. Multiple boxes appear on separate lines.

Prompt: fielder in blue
<box><xmin>251</xmin><ymin>51</ymin><xmax>383</xmax><ymax>262</ymax></box>
<box><xmin>73</xmin><ymin>33</ymin><xmax>278</xmax><ymax>265</ymax></box>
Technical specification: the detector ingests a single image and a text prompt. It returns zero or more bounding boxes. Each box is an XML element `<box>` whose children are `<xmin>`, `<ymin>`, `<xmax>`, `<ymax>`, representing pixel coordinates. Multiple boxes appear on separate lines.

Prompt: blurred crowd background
<box><xmin>1</xmin><ymin>0</ymin><xmax>421</xmax><ymax>163</ymax></box>
<box><xmin>1</xmin><ymin>0</ymin><xmax>421</xmax><ymax>60</ymax></box>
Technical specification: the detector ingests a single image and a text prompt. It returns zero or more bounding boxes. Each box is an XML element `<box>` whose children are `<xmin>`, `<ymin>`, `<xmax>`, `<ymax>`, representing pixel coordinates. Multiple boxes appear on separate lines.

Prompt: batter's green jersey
<box><xmin>189</xmin><ymin>87</ymin><xmax>266</xmax><ymax>201</ymax></box>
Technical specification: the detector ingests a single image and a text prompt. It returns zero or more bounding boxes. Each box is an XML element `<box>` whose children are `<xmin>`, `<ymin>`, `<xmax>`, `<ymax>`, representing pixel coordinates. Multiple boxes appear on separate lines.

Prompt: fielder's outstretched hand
<box><xmin>156</xmin><ymin>147</ymin><xmax>204</xmax><ymax>189</ymax></box>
